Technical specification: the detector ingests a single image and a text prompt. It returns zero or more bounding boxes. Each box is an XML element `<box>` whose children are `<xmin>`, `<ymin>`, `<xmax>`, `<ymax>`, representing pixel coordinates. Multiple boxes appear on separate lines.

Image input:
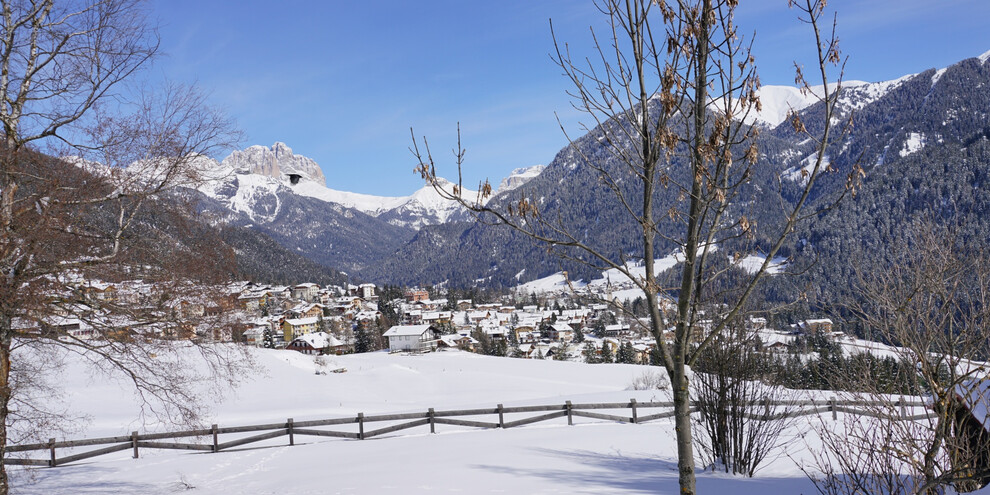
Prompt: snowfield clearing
<box><xmin>10</xmin><ymin>349</ymin><xmax>990</xmax><ymax>494</ymax></box>
<box><xmin>13</xmin><ymin>422</ymin><xmax>817</xmax><ymax>494</ymax></box>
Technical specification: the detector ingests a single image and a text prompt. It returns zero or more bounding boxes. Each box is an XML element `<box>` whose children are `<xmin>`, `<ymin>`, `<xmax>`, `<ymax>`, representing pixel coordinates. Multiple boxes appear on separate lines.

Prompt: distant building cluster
<box><xmin>23</xmin><ymin>272</ymin><xmax>846</xmax><ymax>365</ymax></box>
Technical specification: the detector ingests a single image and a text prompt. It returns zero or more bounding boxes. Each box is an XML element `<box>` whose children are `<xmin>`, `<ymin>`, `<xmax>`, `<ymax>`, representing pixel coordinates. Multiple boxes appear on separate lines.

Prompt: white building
<box><xmin>383</xmin><ymin>324</ymin><xmax>440</xmax><ymax>352</ymax></box>
<box><xmin>358</xmin><ymin>283</ymin><xmax>376</xmax><ymax>299</ymax></box>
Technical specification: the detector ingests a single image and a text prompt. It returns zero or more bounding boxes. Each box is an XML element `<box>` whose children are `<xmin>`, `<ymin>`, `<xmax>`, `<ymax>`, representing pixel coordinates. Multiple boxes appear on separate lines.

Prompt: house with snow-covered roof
<box><xmin>798</xmin><ymin>318</ymin><xmax>833</xmax><ymax>334</ymax></box>
<box><xmin>383</xmin><ymin>324</ymin><xmax>440</xmax><ymax>352</ymax></box>
<box><xmin>438</xmin><ymin>333</ymin><xmax>478</xmax><ymax>350</ymax></box>
<box><xmin>288</xmin><ymin>302</ymin><xmax>325</xmax><ymax>319</ymax></box>
<box><xmin>357</xmin><ymin>283</ymin><xmax>376</xmax><ymax>300</ymax></box>
<box><xmin>281</xmin><ymin>316</ymin><xmax>319</xmax><ymax>342</ymax></box>
<box><xmin>603</xmin><ymin>324</ymin><xmax>631</xmax><ymax>338</ymax></box>
<box><xmin>481</xmin><ymin>325</ymin><xmax>508</xmax><ymax>341</ymax></box>
<box><xmin>545</xmin><ymin>323</ymin><xmax>575</xmax><ymax>342</ymax></box>
<box><xmin>403</xmin><ymin>309</ymin><xmax>423</xmax><ymax>325</ymax></box>
<box><xmin>422</xmin><ymin>311</ymin><xmax>452</xmax><ymax>325</ymax></box>
<box><xmin>951</xmin><ymin>378</ymin><xmax>990</xmax><ymax>489</ymax></box>
<box><xmin>238</xmin><ymin>290</ymin><xmax>271</xmax><ymax>312</ymax></box>
<box><xmin>291</xmin><ymin>283</ymin><xmax>320</xmax><ymax>302</ymax></box>
<box><xmin>286</xmin><ymin>331</ymin><xmax>348</xmax><ymax>355</ymax></box>
<box><xmin>404</xmin><ymin>288</ymin><xmax>429</xmax><ymax>302</ymax></box>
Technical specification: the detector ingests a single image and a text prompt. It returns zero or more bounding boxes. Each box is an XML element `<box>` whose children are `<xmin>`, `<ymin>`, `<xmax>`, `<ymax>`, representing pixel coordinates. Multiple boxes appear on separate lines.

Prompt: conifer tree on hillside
<box><xmin>354</xmin><ymin>325</ymin><xmax>374</xmax><ymax>353</ymax></box>
<box><xmin>583</xmin><ymin>342</ymin><xmax>600</xmax><ymax>364</ymax></box>
<box><xmin>600</xmin><ymin>341</ymin><xmax>614</xmax><ymax>364</ymax></box>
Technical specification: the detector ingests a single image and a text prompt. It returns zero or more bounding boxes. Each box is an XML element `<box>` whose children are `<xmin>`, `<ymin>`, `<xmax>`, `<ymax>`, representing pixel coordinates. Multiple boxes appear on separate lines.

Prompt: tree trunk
<box><xmin>672</xmin><ymin>367</ymin><xmax>696</xmax><ymax>494</ymax></box>
<box><xmin>0</xmin><ymin>313</ymin><xmax>11</xmax><ymax>495</ymax></box>
<box><xmin>1</xmin><ymin>150</ymin><xmax>13</xmax><ymax>495</ymax></box>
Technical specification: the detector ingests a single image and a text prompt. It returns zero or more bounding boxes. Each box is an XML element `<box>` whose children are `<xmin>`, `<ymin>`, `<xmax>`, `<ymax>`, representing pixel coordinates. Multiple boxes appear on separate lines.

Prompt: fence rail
<box><xmin>4</xmin><ymin>397</ymin><xmax>928</xmax><ymax>468</ymax></box>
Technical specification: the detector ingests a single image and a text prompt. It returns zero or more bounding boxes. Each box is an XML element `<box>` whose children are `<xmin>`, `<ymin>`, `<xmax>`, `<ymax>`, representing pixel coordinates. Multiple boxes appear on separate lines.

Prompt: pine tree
<box><xmin>600</xmin><ymin>341</ymin><xmax>614</xmax><ymax>364</ymax></box>
<box><xmin>263</xmin><ymin>328</ymin><xmax>274</xmax><ymax>349</ymax></box>
<box><xmin>492</xmin><ymin>339</ymin><xmax>508</xmax><ymax>357</ymax></box>
<box><xmin>354</xmin><ymin>325</ymin><xmax>373</xmax><ymax>353</ymax></box>
<box><xmin>593</xmin><ymin>319</ymin><xmax>606</xmax><ymax>337</ymax></box>
<box><xmin>583</xmin><ymin>342</ymin><xmax>599</xmax><ymax>364</ymax></box>
<box><xmin>618</xmin><ymin>342</ymin><xmax>636</xmax><ymax>364</ymax></box>
<box><xmin>650</xmin><ymin>348</ymin><xmax>663</xmax><ymax>367</ymax></box>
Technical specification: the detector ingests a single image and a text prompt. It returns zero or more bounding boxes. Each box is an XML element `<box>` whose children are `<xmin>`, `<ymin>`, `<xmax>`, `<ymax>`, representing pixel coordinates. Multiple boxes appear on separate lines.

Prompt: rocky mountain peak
<box><xmin>498</xmin><ymin>165</ymin><xmax>546</xmax><ymax>193</ymax></box>
<box><xmin>221</xmin><ymin>142</ymin><xmax>327</xmax><ymax>186</ymax></box>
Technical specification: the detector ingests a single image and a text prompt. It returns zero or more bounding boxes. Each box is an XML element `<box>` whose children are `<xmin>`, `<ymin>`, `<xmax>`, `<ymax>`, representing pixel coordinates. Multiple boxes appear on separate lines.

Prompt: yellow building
<box><xmin>281</xmin><ymin>316</ymin><xmax>319</xmax><ymax>342</ymax></box>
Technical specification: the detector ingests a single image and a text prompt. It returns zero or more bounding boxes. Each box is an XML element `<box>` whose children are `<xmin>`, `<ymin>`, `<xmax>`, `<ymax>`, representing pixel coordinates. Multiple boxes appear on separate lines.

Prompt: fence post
<box><xmin>288</xmin><ymin>418</ymin><xmax>294</xmax><ymax>446</ymax></box>
<box><xmin>830</xmin><ymin>396</ymin><xmax>837</xmax><ymax>421</ymax></box>
<box><xmin>630</xmin><ymin>398</ymin><xmax>638</xmax><ymax>424</ymax></box>
<box><xmin>131</xmin><ymin>431</ymin><xmax>139</xmax><ymax>459</ymax></box>
<box><xmin>212</xmin><ymin>424</ymin><xmax>219</xmax><ymax>452</ymax></box>
<box><xmin>49</xmin><ymin>438</ymin><xmax>56</xmax><ymax>467</ymax></box>
<box><xmin>899</xmin><ymin>398</ymin><xmax>907</xmax><ymax>419</ymax></box>
<box><xmin>762</xmin><ymin>397</ymin><xmax>771</xmax><ymax>420</ymax></box>
<box><xmin>358</xmin><ymin>413</ymin><xmax>365</xmax><ymax>439</ymax></box>
<box><xmin>429</xmin><ymin>408</ymin><xmax>436</xmax><ymax>434</ymax></box>
<box><xmin>497</xmin><ymin>404</ymin><xmax>505</xmax><ymax>429</ymax></box>
<box><xmin>566</xmin><ymin>401</ymin><xmax>573</xmax><ymax>426</ymax></box>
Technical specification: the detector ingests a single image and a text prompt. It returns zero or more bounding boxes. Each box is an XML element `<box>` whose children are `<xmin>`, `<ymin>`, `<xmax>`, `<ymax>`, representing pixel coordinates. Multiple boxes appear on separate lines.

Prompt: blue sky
<box><xmin>149</xmin><ymin>0</ymin><xmax>990</xmax><ymax>196</ymax></box>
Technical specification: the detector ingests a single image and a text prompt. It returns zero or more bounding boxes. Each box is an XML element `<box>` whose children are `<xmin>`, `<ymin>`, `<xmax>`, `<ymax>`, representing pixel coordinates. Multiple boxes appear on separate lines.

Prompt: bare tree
<box><xmin>411</xmin><ymin>1</ymin><xmax>854</xmax><ymax>492</ymax></box>
<box><xmin>0</xmin><ymin>1</ymin><xmax>243</xmax><ymax>492</ymax></box>
<box><xmin>806</xmin><ymin>221</ymin><xmax>990</xmax><ymax>494</ymax></box>
<box><xmin>692</xmin><ymin>320</ymin><xmax>796</xmax><ymax>477</ymax></box>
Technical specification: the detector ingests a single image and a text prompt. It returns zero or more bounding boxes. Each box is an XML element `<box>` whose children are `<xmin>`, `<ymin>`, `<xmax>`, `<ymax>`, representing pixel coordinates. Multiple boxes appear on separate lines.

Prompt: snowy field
<box><xmin>9</xmin><ymin>349</ymin><xmax>988</xmax><ymax>494</ymax></box>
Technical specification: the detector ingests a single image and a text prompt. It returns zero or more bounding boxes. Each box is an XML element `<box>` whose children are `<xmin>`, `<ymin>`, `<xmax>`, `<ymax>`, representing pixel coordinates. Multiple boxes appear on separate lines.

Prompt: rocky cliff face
<box><xmin>221</xmin><ymin>142</ymin><xmax>327</xmax><ymax>186</ymax></box>
<box><xmin>497</xmin><ymin>165</ymin><xmax>546</xmax><ymax>193</ymax></box>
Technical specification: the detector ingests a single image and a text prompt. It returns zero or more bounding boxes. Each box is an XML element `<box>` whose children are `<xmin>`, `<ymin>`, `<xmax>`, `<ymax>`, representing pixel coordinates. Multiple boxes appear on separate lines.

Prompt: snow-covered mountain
<box><xmin>743</xmin><ymin>76</ymin><xmax>929</xmax><ymax>128</ymax></box>
<box><xmin>291</xmin><ymin>177</ymin><xmax>482</xmax><ymax>230</ymax></box>
<box><xmin>498</xmin><ymin>165</ymin><xmax>546</xmax><ymax>193</ymax></box>
<box><xmin>187</xmin><ymin>143</ymin><xmax>547</xmax><ymax>274</ymax></box>
<box><xmin>202</xmin><ymin>143</ymin><xmax>545</xmax><ymax>230</ymax></box>
<box><xmin>195</xmin><ymin>49</ymin><xmax>990</xmax><ymax>287</ymax></box>
<box><xmin>747</xmin><ymin>81</ymin><xmax>865</xmax><ymax>127</ymax></box>
<box><xmin>222</xmin><ymin>142</ymin><xmax>326</xmax><ymax>186</ymax></box>
<box><xmin>366</xmin><ymin>48</ymin><xmax>990</xmax><ymax>288</ymax></box>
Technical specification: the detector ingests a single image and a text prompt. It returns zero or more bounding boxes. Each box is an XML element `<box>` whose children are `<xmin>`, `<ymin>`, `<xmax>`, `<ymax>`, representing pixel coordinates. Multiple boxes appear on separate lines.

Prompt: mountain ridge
<box><xmin>355</xmin><ymin>49</ymin><xmax>990</xmax><ymax>290</ymax></box>
<box><xmin>187</xmin><ymin>48</ymin><xmax>990</xmax><ymax>293</ymax></box>
<box><xmin>201</xmin><ymin>148</ymin><xmax>544</xmax><ymax>230</ymax></box>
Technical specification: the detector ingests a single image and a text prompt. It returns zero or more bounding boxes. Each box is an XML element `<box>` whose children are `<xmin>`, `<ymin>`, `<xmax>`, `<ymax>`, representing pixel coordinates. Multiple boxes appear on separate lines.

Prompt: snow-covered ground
<box><xmin>900</xmin><ymin>132</ymin><xmax>926</xmax><ymax>157</ymax></box>
<box><xmin>782</xmin><ymin>152</ymin><xmax>828</xmax><ymax>184</ymax></box>
<box><xmin>14</xmin><ymin>421</ymin><xmax>820</xmax><ymax>494</ymax></box>
<box><xmin>514</xmin><ymin>252</ymin><xmax>686</xmax><ymax>297</ymax></box>
<box><xmin>736</xmin><ymin>254</ymin><xmax>787</xmax><ymax>275</ymax></box>
<box><xmin>515</xmin><ymin>247</ymin><xmax>786</xmax><ymax>300</ymax></box>
<box><xmin>10</xmin><ymin>347</ymin><xmax>960</xmax><ymax>495</ymax></box>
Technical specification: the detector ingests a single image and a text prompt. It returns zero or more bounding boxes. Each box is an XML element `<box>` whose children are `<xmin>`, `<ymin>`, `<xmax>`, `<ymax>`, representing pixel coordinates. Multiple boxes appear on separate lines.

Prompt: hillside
<box><xmin>360</xmin><ymin>50</ymin><xmax>990</xmax><ymax>295</ymax></box>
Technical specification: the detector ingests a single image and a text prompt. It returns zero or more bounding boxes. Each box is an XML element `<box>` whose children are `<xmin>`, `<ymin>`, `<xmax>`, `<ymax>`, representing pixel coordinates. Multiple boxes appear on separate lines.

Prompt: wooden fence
<box><xmin>5</xmin><ymin>397</ymin><xmax>928</xmax><ymax>468</ymax></box>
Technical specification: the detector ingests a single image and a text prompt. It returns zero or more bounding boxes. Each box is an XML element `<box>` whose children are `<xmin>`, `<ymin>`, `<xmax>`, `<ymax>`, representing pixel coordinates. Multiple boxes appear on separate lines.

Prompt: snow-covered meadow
<box><xmin>10</xmin><ymin>348</ymin><xmax>989</xmax><ymax>494</ymax></box>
